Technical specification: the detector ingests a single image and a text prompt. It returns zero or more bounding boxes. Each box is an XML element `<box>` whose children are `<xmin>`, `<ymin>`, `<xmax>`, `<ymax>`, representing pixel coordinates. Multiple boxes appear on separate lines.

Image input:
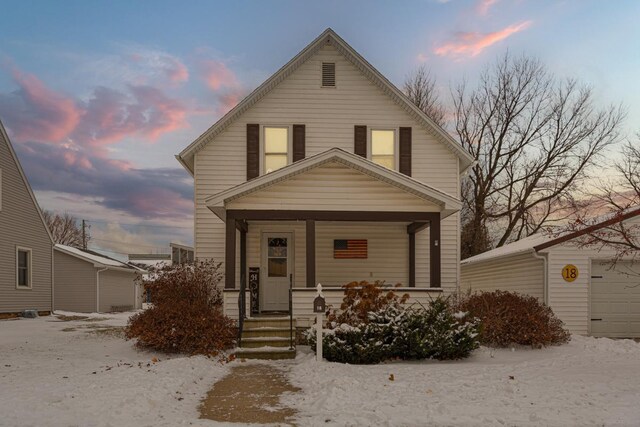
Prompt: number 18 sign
<box><xmin>562</xmin><ymin>264</ymin><xmax>579</xmax><ymax>282</ymax></box>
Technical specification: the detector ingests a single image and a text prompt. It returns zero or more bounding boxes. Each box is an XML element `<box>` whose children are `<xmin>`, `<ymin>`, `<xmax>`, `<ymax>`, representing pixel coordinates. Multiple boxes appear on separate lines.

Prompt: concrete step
<box><xmin>234</xmin><ymin>347</ymin><xmax>296</xmax><ymax>360</ymax></box>
<box><xmin>241</xmin><ymin>327</ymin><xmax>293</xmax><ymax>339</ymax></box>
<box><xmin>243</xmin><ymin>317</ymin><xmax>295</xmax><ymax>329</ymax></box>
<box><xmin>240</xmin><ymin>337</ymin><xmax>293</xmax><ymax>348</ymax></box>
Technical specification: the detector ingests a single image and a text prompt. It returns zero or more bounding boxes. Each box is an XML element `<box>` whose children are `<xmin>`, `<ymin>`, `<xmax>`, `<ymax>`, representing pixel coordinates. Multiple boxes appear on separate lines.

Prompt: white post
<box><xmin>316</xmin><ymin>312</ymin><xmax>323</xmax><ymax>362</ymax></box>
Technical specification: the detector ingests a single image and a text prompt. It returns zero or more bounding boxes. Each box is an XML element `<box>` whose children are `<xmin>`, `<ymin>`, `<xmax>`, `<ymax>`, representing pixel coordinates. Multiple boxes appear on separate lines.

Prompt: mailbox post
<box><xmin>313</xmin><ymin>284</ymin><xmax>325</xmax><ymax>362</ymax></box>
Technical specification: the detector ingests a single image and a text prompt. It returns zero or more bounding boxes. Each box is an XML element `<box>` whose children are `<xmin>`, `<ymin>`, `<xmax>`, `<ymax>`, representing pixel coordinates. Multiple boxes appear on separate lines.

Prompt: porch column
<box><xmin>306</xmin><ymin>219</ymin><xmax>316</xmax><ymax>287</ymax></box>
<box><xmin>430</xmin><ymin>214</ymin><xmax>441</xmax><ymax>288</ymax></box>
<box><xmin>240</xmin><ymin>224</ymin><xmax>247</xmax><ymax>289</ymax></box>
<box><xmin>407</xmin><ymin>222</ymin><xmax>428</xmax><ymax>288</ymax></box>
<box><xmin>225</xmin><ymin>218</ymin><xmax>236</xmax><ymax>289</ymax></box>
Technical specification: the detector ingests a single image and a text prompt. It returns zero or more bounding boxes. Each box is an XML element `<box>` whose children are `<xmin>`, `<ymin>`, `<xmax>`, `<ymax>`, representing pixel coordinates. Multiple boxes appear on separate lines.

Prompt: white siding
<box><xmin>53</xmin><ymin>250</ymin><xmax>97</xmax><ymax>313</ymax></box>
<box><xmin>193</xmin><ymin>42</ymin><xmax>460</xmax><ymax>292</ymax></box>
<box><xmin>229</xmin><ymin>161</ymin><xmax>441</xmax><ymax>212</ymax></box>
<box><xmin>461</xmin><ymin>252</ymin><xmax>545</xmax><ymax>300</ymax></box>
<box><xmin>98</xmin><ymin>270</ymin><xmax>137</xmax><ymax>312</ymax></box>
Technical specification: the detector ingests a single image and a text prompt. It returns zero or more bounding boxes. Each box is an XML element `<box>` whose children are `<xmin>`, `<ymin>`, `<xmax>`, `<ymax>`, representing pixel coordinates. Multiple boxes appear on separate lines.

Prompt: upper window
<box><xmin>322</xmin><ymin>62</ymin><xmax>336</xmax><ymax>87</ymax></box>
<box><xmin>16</xmin><ymin>247</ymin><xmax>32</xmax><ymax>289</ymax></box>
<box><xmin>371</xmin><ymin>130</ymin><xmax>396</xmax><ymax>169</ymax></box>
<box><xmin>264</xmin><ymin>127</ymin><xmax>289</xmax><ymax>174</ymax></box>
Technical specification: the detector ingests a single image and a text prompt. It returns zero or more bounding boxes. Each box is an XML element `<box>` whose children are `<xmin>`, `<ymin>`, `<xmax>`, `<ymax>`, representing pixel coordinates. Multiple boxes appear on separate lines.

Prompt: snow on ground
<box><xmin>283</xmin><ymin>337</ymin><xmax>640</xmax><ymax>426</ymax></box>
<box><xmin>0</xmin><ymin>311</ymin><xmax>230</xmax><ymax>427</ymax></box>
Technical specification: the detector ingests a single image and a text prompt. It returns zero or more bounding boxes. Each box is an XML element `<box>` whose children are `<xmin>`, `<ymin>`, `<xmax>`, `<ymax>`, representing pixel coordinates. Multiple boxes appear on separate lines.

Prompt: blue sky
<box><xmin>0</xmin><ymin>0</ymin><xmax>638</xmax><ymax>258</ymax></box>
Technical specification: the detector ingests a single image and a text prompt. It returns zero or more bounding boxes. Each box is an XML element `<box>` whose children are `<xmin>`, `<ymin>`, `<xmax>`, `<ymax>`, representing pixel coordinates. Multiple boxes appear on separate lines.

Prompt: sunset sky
<box><xmin>0</xmin><ymin>0</ymin><xmax>638</xmax><ymax>259</ymax></box>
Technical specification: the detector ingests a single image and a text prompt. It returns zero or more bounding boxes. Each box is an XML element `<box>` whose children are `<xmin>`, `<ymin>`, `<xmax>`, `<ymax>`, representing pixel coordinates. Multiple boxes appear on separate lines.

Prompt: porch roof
<box><xmin>205</xmin><ymin>148</ymin><xmax>462</xmax><ymax>221</ymax></box>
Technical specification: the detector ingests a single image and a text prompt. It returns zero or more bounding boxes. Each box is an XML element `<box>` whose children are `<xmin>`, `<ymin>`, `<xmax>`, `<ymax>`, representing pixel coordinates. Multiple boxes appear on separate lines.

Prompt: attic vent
<box><xmin>322</xmin><ymin>62</ymin><xmax>336</xmax><ymax>87</ymax></box>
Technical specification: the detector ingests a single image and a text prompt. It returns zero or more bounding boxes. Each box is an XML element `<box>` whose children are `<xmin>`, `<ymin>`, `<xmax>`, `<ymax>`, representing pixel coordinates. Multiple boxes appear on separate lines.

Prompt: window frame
<box><xmin>368</xmin><ymin>128</ymin><xmax>398</xmax><ymax>171</ymax></box>
<box><xmin>261</xmin><ymin>125</ymin><xmax>292</xmax><ymax>175</ymax></box>
<box><xmin>15</xmin><ymin>246</ymin><xmax>33</xmax><ymax>290</ymax></box>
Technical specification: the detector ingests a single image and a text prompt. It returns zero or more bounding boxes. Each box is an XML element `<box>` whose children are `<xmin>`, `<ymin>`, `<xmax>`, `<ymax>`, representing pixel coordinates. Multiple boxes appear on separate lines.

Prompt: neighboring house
<box><xmin>0</xmin><ymin>119</ymin><xmax>54</xmax><ymax>316</ymax></box>
<box><xmin>461</xmin><ymin>209</ymin><xmax>640</xmax><ymax>338</ymax></box>
<box><xmin>128</xmin><ymin>242</ymin><xmax>194</xmax><ymax>270</ymax></box>
<box><xmin>170</xmin><ymin>242</ymin><xmax>194</xmax><ymax>265</ymax></box>
<box><xmin>176</xmin><ymin>28</ymin><xmax>474</xmax><ymax>327</ymax></box>
<box><xmin>54</xmin><ymin>244</ymin><xmax>143</xmax><ymax>313</ymax></box>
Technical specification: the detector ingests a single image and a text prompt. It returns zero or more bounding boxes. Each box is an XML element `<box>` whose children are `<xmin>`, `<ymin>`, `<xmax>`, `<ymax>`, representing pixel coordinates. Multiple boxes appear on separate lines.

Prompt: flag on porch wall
<box><xmin>333</xmin><ymin>239</ymin><xmax>368</xmax><ymax>259</ymax></box>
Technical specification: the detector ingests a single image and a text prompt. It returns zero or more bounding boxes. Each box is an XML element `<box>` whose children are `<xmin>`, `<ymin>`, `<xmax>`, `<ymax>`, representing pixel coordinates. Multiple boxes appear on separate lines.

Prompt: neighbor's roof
<box><xmin>176</xmin><ymin>28</ymin><xmax>474</xmax><ymax>175</ymax></box>
<box><xmin>55</xmin><ymin>244</ymin><xmax>137</xmax><ymax>271</ymax></box>
<box><xmin>205</xmin><ymin>148</ymin><xmax>462</xmax><ymax>220</ymax></box>
<box><xmin>461</xmin><ymin>206</ymin><xmax>640</xmax><ymax>265</ymax></box>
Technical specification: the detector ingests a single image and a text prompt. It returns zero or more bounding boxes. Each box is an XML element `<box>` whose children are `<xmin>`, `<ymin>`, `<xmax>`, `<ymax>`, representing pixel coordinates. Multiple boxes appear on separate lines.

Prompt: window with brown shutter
<box><xmin>354</xmin><ymin>125</ymin><xmax>367</xmax><ymax>157</ymax></box>
<box><xmin>399</xmin><ymin>127</ymin><xmax>412</xmax><ymax>176</ymax></box>
<box><xmin>292</xmin><ymin>124</ymin><xmax>305</xmax><ymax>162</ymax></box>
<box><xmin>246</xmin><ymin>124</ymin><xmax>259</xmax><ymax>180</ymax></box>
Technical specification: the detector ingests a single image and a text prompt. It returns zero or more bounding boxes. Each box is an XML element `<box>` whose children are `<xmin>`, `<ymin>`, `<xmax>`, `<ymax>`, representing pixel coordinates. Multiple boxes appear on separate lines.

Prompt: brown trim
<box><xmin>306</xmin><ymin>219</ymin><xmax>316</xmax><ymax>288</ymax></box>
<box><xmin>534</xmin><ymin>207</ymin><xmax>640</xmax><ymax>252</ymax></box>
<box><xmin>354</xmin><ymin>125</ymin><xmax>367</xmax><ymax>157</ymax></box>
<box><xmin>430</xmin><ymin>214</ymin><xmax>441</xmax><ymax>287</ymax></box>
<box><xmin>246</xmin><ymin>123</ymin><xmax>260</xmax><ymax>180</ymax></box>
<box><xmin>225</xmin><ymin>220</ymin><xmax>236</xmax><ymax>289</ymax></box>
<box><xmin>292</xmin><ymin>124</ymin><xmax>305</xmax><ymax>162</ymax></box>
<box><xmin>408</xmin><ymin>232</ymin><xmax>415</xmax><ymax>287</ymax></box>
<box><xmin>240</xmin><ymin>226</ymin><xmax>247</xmax><ymax>290</ymax></box>
<box><xmin>407</xmin><ymin>221</ymin><xmax>429</xmax><ymax>234</ymax></box>
<box><xmin>236</xmin><ymin>219</ymin><xmax>248</xmax><ymax>233</ymax></box>
<box><xmin>399</xmin><ymin>127</ymin><xmax>412</xmax><ymax>176</ymax></box>
<box><xmin>227</xmin><ymin>209</ymin><xmax>440</xmax><ymax>222</ymax></box>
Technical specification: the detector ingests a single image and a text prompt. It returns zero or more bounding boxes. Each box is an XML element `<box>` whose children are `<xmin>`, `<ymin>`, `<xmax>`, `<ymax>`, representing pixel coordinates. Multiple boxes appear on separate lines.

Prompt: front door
<box><xmin>261</xmin><ymin>233</ymin><xmax>293</xmax><ymax>312</ymax></box>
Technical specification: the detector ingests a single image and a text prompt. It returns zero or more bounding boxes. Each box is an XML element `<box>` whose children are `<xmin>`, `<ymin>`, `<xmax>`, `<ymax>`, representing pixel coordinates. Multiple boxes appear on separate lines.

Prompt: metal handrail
<box><xmin>238</xmin><ymin>271</ymin><xmax>246</xmax><ymax>347</ymax></box>
<box><xmin>289</xmin><ymin>273</ymin><xmax>294</xmax><ymax>350</ymax></box>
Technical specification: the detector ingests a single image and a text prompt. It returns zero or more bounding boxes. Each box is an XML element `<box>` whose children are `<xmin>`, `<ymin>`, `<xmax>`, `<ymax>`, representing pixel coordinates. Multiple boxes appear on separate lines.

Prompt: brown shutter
<box><xmin>399</xmin><ymin>127</ymin><xmax>412</xmax><ymax>176</ymax></box>
<box><xmin>246</xmin><ymin>124</ymin><xmax>260</xmax><ymax>180</ymax></box>
<box><xmin>292</xmin><ymin>124</ymin><xmax>305</xmax><ymax>162</ymax></box>
<box><xmin>354</xmin><ymin>125</ymin><xmax>367</xmax><ymax>157</ymax></box>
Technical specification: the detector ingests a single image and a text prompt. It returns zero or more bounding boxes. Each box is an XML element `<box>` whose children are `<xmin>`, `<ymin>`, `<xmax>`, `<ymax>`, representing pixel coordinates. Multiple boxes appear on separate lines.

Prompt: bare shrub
<box><xmin>326</xmin><ymin>281</ymin><xmax>409</xmax><ymax>326</ymax></box>
<box><xmin>125</xmin><ymin>260</ymin><xmax>236</xmax><ymax>356</ymax></box>
<box><xmin>458</xmin><ymin>290</ymin><xmax>570</xmax><ymax>348</ymax></box>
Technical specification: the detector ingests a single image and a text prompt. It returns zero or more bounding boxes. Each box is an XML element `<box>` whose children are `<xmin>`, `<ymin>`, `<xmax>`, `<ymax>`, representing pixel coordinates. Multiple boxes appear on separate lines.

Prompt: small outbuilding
<box><xmin>54</xmin><ymin>244</ymin><xmax>143</xmax><ymax>313</ymax></box>
<box><xmin>461</xmin><ymin>209</ymin><xmax>640</xmax><ymax>338</ymax></box>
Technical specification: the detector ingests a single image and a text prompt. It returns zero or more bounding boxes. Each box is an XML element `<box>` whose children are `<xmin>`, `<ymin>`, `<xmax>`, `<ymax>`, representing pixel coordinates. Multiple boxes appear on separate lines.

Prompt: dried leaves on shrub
<box><xmin>457</xmin><ymin>290</ymin><xmax>570</xmax><ymax>348</ymax></box>
<box><xmin>326</xmin><ymin>280</ymin><xmax>409</xmax><ymax>326</ymax></box>
<box><xmin>125</xmin><ymin>260</ymin><xmax>236</xmax><ymax>356</ymax></box>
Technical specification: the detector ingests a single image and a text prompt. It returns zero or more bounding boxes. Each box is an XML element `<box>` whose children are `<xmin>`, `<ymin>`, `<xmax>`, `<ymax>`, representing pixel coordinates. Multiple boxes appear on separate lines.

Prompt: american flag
<box><xmin>333</xmin><ymin>239</ymin><xmax>368</xmax><ymax>259</ymax></box>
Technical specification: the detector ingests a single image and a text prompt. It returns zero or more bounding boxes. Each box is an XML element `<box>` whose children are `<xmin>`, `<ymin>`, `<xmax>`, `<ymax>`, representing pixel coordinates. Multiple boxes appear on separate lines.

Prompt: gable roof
<box><xmin>0</xmin><ymin>118</ymin><xmax>54</xmax><ymax>244</ymax></box>
<box><xmin>177</xmin><ymin>28</ymin><xmax>474</xmax><ymax>175</ymax></box>
<box><xmin>55</xmin><ymin>244</ymin><xmax>138</xmax><ymax>272</ymax></box>
<box><xmin>206</xmin><ymin>148</ymin><xmax>462</xmax><ymax>220</ymax></box>
<box><xmin>461</xmin><ymin>207</ymin><xmax>640</xmax><ymax>265</ymax></box>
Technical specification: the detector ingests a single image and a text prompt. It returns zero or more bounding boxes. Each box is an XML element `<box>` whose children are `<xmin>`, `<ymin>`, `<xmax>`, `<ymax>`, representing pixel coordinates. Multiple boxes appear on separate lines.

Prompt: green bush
<box><xmin>307</xmin><ymin>296</ymin><xmax>480</xmax><ymax>363</ymax></box>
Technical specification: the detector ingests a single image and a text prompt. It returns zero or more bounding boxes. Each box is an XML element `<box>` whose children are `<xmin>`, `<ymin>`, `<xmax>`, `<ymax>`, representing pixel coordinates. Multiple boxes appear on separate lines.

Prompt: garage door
<box><xmin>591</xmin><ymin>260</ymin><xmax>640</xmax><ymax>338</ymax></box>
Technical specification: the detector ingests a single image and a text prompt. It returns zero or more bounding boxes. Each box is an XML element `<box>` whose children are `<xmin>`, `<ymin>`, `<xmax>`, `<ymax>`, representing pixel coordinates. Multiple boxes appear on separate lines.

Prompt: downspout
<box><xmin>532</xmin><ymin>250</ymin><xmax>548</xmax><ymax>305</ymax></box>
<box><xmin>51</xmin><ymin>246</ymin><xmax>55</xmax><ymax>314</ymax></box>
<box><xmin>96</xmin><ymin>267</ymin><xmax>108</xmax><ymax>313</ymax></box>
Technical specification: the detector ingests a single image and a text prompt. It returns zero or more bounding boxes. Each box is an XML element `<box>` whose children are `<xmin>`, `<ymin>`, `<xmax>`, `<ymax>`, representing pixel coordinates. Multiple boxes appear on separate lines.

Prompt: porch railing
<box><xmin>289</xmin><ymin>273</ymin><xmax>294</xmax><ymax>350</ymax></box>
<box><xmin>238</xmin><ymin>271</ymin><xmax>246</xmax><ymax>347</ymax></box>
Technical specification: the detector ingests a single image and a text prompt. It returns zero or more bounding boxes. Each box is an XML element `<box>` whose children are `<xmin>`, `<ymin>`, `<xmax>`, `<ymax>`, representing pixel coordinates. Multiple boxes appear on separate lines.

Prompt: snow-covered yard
<box><xmin>0</xmin><ymin>312</ymin><xmax>230</xmax><ymax>427</ymax></box>
<box><xmin>2</xmin><ymin>312</ymin><xmax>640</xmax><ymax>426</ymax></box>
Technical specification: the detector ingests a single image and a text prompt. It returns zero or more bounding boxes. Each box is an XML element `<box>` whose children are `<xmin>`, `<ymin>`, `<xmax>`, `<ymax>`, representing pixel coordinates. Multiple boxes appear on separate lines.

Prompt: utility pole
<box><xmin>82</xmin><ymin>219</ymin><xmax>87</xmax><ymax>249</ymax></box>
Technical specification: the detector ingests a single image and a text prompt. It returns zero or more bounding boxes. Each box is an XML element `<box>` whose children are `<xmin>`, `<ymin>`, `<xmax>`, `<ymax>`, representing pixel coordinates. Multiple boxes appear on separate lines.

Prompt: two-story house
<box><xmin>177</xmin><ymin>29</ymin><xmax>474</xmax><ymax>332</ymax></box>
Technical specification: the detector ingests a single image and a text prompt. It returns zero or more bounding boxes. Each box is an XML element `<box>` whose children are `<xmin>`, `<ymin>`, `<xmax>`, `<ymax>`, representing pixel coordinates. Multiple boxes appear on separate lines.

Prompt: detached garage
<box><xmin>54</xmin><ymin>244</ymin><xmax>143</xmax><ymax>313</ymax></box>
<box><xmin>461</xmin><ymin>209</ymin><xmax>640</xmax><ymax>338</ymax></box>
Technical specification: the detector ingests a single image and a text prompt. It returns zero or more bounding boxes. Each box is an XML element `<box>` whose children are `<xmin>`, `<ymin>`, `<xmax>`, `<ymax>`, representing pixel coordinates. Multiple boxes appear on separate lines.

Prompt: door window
<box><xmin>267</xmin><ymin>237</ymin><xmax>288</xmax><ymax>277</ymax></box>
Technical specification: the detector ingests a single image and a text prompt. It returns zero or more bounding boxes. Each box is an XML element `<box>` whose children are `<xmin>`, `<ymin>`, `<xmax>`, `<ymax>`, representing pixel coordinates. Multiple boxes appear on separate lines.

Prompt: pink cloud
<box><xmin>0</xmin><ymin>65</ymin><xmax>81</xmax><ymax>142</ymax></box>
<box><xmin>200</xmin><ymin>59</ymin><xmax>238</xmax><ymax>91</ymax></box>
<box><xmin>216</xmin><ymin>91</ymin><xmax>242</xmax><ymax>115</ymax></box>
<box><xmin>164</xmin><ymin>56</ymin><xmax>189</xmax><ymax>84</ymax></box>
<box><xmin>477</xmin><ymin>0</ymin><xmax>498</xmax><ymax>15</ymax></box>
<box><xmin>434</xmin><ymin>21</ymin><xmax>532</xmax><ymax>58</ymax></box>
<box><xmin>416</xmin><ymin>53</ymin><xmax>429</xmax><ymax>63</ymax></box>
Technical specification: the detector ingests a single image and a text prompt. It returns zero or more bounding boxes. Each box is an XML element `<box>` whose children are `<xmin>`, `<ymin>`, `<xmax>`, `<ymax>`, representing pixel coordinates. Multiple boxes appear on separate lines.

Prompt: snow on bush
<box><xmin>125</xmin><ymin>260</ymin><xmax>236</xmax><ymax>356</ymax></box>
<box><xmin>457</xmin><ymin>290</ymin><xmax>570</xmax><ymax>348</ymax></box>
<box><xmin>307</xmin><ymin>293</ymin><xmax>480</xmax><ymax>364</ymax></box>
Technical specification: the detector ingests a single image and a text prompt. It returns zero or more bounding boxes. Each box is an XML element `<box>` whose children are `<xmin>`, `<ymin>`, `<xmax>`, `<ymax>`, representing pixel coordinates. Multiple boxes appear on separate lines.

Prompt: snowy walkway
<box><xmin>199</xmin><ymin>363</ymin><xmax>299</xmax><ymax>424</ymax></box>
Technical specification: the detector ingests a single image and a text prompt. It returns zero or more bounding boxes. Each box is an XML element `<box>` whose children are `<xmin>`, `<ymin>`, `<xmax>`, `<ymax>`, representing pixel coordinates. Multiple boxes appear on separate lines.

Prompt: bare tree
<box><xmin>455</xmin><ymin>53</ymin><xmax>625</xmax><ymax>258</ymax></box>
<box><xmin>566</xmin><ymin>135</ymin><xmax>640</xmax><ymax>272</ymax></box>
<box><xmin>43</xmin><ymin>210</ymin><xmax>88</xmax><ymax>248</ymax></box>
<box><xmin>403</xmin><ymin>66</ymin><xmax>447</xmax><ymax>127</ymax></box>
